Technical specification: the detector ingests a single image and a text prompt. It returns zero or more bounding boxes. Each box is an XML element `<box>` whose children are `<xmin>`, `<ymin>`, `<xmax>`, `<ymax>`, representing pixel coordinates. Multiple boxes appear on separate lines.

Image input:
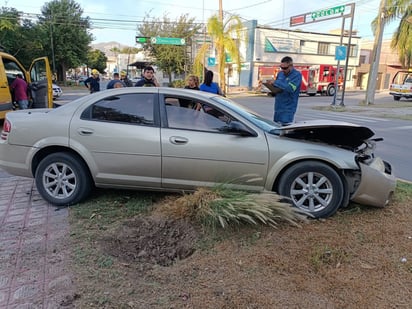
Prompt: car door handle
<box><xmin>77</xmin><ymin>128</ymin><xmax>94</xmax><ymax>135</ymax></box>
<box><xmin>169</xmin><ymin>136</ymin><xmax>188</xmax><ymax>145</ymax></box>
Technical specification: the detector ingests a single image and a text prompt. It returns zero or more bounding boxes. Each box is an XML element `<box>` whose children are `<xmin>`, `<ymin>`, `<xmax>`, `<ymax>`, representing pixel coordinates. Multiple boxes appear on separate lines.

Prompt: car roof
<box><xmin>100</xmin><ymin>87</ymin><xmax>220</xmax><ymax>100</ymax></box>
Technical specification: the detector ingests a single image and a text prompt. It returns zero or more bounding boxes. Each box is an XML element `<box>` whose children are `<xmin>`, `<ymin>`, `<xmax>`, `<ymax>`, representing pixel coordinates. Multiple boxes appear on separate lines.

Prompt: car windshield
<box><xmin>211</xmin><ymin>96</ymin><xmax>280</xmax><ymax>133</ymax></box>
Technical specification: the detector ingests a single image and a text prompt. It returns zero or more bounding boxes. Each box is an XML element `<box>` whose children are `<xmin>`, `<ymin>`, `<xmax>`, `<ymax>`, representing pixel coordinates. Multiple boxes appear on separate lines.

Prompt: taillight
<box><xmin>3</xmin><ymin>119</ymin><xmax>11</xmax><ymax>133</ymax></box>
<box><xmin>1</xmin><ymin>119</ymin><xmax>11</xmax><ymax>140</ymax></box>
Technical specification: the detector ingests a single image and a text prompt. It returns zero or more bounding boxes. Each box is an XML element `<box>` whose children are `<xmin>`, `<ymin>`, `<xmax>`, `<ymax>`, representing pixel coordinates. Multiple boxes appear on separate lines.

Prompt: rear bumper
<box><xmin>351</xmin><ymin>158</ymin><xmax>396</xmax><ymax>207</ymax></box>
<box><xmin>389</xmin><ymin>91</ymin><xmax>412</xmax><ymax>98</ymax></box>
<box><xmin>0</xmin><ymin>143</ymin><xmax>33</xmax><ymax>178</ymax></box>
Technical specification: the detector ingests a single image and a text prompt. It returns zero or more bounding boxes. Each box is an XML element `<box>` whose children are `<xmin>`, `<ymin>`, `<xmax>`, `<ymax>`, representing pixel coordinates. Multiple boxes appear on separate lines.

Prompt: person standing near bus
<box><xmin>10</xmin><ymin>74</ymin><xmax>29</xmax><ymax>109</ymax></box>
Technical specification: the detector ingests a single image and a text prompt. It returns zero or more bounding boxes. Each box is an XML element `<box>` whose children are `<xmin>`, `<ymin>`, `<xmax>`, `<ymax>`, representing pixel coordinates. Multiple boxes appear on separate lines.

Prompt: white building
<box><xmin>231</xmin><ymin>20</ymin><xmax>361</xmax><ymax>90</ymax></box>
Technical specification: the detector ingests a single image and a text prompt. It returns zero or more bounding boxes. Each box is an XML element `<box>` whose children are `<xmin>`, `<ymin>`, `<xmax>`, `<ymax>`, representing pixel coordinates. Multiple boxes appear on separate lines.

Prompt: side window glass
<box><xmin>3</xmin><ymin>59</ymin><xmax>25</xmax><ymax>85</ymax></box>
<box><xmin>82</xmin><ymin>93</ymin><xmax>155</xmax><ymax>125</ymax></box>
<box><xmin>165</xmin><ymin>96</ymin><xmax>232</xmax><ymax>132</ymax></box>
<box><xmin>30</xmin><ymin>60</ymin><xmax>48</xmax><ymax>82</ymax></box>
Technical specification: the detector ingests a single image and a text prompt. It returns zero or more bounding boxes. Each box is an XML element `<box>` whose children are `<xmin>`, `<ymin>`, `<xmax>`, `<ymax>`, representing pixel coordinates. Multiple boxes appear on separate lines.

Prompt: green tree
<box><xmin>38</xmin><ymin>0</ymin><xmax>92</xmax><ymax>81</ymax></box>
<box><xmin>0</xmin><ymin>8</ymin><xmax>45</xmax><ymax>68</ymax></box>
<box><xmin>372</xmin><ymin>0</ymin><xmax>412</xmax><ymax>68</ymax></box>
<box><xmin>195</xmin><ymin>14</ymin><xmax>245</xmax><ymax>94</ymax></box>
<box><xmin>120</xmin><ymin>47</ymin><xmax>140</xmax><ymax>54</ymax></box>
<box><xmin>86</xmin><ymin>49</ymin><xmax>108</xmax><ymax>74</ymax></box>
<box><xmin>138</xmin><ymin>14</ymin><xmax>201</xmax><ymax>85</ymax></box>
<box><xmin>0</xmin><ymin>7</ymin><xmax>17</xmax><ymax>32</ymax></box>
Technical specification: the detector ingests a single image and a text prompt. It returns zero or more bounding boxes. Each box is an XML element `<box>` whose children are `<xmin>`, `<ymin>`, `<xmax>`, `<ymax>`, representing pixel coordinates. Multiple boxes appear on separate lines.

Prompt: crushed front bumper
<box><xmin>351</xmin><ymin>157</ymin><xmax>396</xmax><ymax>207</ymax></box>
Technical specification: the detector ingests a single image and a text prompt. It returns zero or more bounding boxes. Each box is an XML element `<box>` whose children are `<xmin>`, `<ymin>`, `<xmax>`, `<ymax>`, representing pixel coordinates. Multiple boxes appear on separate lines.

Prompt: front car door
<box><xmin>0</xmin><ymin>54</ymin><xmax>13</xmax><ymax>119</ymax></box>
<box><xmin>160</xmin><ymin>93</ymin><xmax>270</xmax><ymax>191</ymax></box>
<box><xmin>28</xmin><ymin>57</ymin><xmax>53</xmax><ymax>108</ymax></box>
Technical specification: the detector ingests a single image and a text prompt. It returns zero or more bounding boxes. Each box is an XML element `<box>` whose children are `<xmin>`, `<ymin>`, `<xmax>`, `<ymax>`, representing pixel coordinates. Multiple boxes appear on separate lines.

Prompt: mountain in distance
<box><xmin>91</xmin><ymin>41</ymin><xmax>133</xmax><ymax>57</ymax></box>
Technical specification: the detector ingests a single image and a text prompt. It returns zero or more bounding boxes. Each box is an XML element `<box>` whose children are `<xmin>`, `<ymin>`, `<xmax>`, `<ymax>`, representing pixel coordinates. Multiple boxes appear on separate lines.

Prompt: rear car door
<box><xmin>160</xmin><ymin>94</ymin><xmax>269</xmax><ymax>191</ymax></box>
<box><xmin>70</xmin><ymin>92</ymin><xmax>162</xmax><ymax>188</ymax></box>
<box><xmin>28</xmin><ymin>57</ymin><xmax>53</xmax><ymax>108</ymax></box>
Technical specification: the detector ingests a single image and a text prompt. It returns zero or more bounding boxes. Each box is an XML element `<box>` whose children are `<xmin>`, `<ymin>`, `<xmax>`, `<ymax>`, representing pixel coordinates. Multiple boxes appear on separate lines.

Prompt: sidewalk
<box><xmin>0</xmin><ymin>169</ymin><xmax>76</xmax><ymax>308</ymax></box>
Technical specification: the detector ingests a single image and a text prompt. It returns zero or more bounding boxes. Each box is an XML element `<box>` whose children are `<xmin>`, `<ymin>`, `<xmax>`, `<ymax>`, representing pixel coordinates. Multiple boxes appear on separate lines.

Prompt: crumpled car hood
<box><xmin>277</xmin><ymin>120</ymin><xmax>375</xmax><ymax>148</ymax></box>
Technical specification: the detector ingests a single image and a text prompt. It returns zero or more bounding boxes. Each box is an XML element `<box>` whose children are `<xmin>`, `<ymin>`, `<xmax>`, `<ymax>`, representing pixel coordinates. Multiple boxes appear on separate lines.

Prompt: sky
<box><xmin>4</xmin><ymin>0</ymin><xmax>401</xmax><ymax>46</ymax></box>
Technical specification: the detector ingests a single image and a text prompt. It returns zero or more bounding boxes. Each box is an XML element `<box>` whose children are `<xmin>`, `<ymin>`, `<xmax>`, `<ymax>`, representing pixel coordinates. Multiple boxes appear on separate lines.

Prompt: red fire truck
<box><xmin>259</xmin><ymin>64</ymin><xmax>343</xmax><ymax>96</ymax></box>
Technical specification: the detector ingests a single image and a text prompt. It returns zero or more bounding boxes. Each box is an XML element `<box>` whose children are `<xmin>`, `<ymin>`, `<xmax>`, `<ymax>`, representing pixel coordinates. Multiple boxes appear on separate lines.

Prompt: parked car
<box><xmin>52</xmin><ymin>83</ymin><xmax>62</xmax><ymax>99</ymax></box>
<box><xmin>0</xmin><ymin>88</ymin><xmax>396</xmax><ymax>218</ymax></box>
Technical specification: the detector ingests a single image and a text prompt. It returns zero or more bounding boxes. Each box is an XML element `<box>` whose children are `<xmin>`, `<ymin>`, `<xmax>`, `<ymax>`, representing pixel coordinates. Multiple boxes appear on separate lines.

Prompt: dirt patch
<box><xmin>101</xmin><ymin>216</ymin><xmax>198</xmax><ymax>268</ymax></box>
<box><xmin>70</xmin><ymin>190</ymin><xmax>412</xmax><ymax>308</ymax></box>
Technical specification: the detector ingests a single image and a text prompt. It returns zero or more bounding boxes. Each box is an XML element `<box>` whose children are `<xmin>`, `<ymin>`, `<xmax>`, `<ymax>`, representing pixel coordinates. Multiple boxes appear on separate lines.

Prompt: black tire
<box><xmin>308</xmin><ymin>93</ymin><xmax>316</xmax><ymax>96</ymax></box>
<box><xmin>277</xmin><ymin>161</ymin><xmax>344</xmax><ymax>218</ymax></box>
<box><xmin>35</xmin><ymin>152</ymin><xmax>92</xmax><ymax>206</ymax></box>
<box><xmin>393</xmin><ymin>96</ymin><xmax>401</xmax><ymax>101</ymax></box>
<box><xmin>327</xmin><ymin>85</ymin><xmax>336</xmax><ymax>96</ymax></box>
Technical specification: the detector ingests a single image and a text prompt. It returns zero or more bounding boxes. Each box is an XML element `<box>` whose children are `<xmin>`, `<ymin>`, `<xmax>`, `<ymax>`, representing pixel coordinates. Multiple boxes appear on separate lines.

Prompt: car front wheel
<box><xmin>277</xmin><ymin>161</ymin><xmax>344</xmax><ymax>218</ymax></box>
<box><xmin>35</xmin><ymin>152</ymin><xmax>92</xmax><ymax>206</ymax></box>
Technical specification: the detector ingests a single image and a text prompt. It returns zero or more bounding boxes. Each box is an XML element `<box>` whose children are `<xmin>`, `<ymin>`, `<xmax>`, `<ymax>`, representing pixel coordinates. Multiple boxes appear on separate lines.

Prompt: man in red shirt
<box><xmin>10</xmin><ymin>74</ymin><xmax>29</xmax><ymax>109</ymax></box>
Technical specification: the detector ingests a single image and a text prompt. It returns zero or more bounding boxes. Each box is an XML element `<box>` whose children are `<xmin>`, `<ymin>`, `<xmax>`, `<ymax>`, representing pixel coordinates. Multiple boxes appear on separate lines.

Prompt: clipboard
<box><xmin>263</xmin><ymin>82</ymin><xmax>283</xmax><ymax>94</ymax></box>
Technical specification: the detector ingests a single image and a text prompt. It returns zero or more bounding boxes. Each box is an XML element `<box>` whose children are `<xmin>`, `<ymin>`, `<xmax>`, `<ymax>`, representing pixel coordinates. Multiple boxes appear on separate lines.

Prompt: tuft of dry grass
<box><xmin>157</xmin><ymin>187</ymin><xmax>309</xmax><ymax>229</ymax></box>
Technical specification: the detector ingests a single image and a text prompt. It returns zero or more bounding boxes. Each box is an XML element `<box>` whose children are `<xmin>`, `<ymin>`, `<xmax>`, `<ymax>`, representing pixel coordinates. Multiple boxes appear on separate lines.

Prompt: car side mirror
<box><xmin>220</xmin><ymin>121</ymin><xmax>255</xmax><ymax>136</ymax></box>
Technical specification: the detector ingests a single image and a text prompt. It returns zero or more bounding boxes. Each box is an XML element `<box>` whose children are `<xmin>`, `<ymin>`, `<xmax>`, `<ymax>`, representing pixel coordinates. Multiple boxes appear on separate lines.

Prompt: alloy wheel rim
<box><xmin>42</xmin><ymin>162</ymin><xmax>76</xmax><ymax>199</ymax></box>
<box><xmin>290</xmin><ymin>172</ymin><xmax>333</xmax><ymax>213</ymax></box>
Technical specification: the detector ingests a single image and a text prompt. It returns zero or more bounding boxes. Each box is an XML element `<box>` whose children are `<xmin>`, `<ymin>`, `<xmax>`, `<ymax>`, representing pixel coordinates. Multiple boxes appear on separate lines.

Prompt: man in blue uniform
<box><xmin>84</xmin><ymin>69</ymin><xmax>100</xmax><ymax>93</ymax></box>
<box><xmin>272</xmin><ymin>56</ymin><xmax>302</xmax><ymax>125</ymax></box>
<box><xmin>106</xmin><ymin>72</ymin><xmax>126</xmax><ymax>89</ymax></box>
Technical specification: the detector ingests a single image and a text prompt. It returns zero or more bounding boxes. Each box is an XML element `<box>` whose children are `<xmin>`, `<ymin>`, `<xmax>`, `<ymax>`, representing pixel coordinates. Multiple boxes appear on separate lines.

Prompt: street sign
<box><xmin>335</xmin><ymin>45</ymin><xmax>347</xmax><ymax>61</ymax></box>
<box><xmin>225</xmin><ymin>53</ymin><xmax>232</xmax><ymax>63</ymax></box>
<box><xmin>290</xmin><ymin>15</ymin><xmax>306</xmax><ymax>26</ymax></box>
<box><xmin>135</xmin><ymin>36</ymin><xmax>149</xmax><ymax>43</ymax></box>
<box><xmin>150</xmin><ymin>37</ymin><xmax>186</xmax><ymax>45</ymax></box>
<box><xmin>207</xmin><ymin>57</ymin><xmax>216</xmax><ymax>66</ymax></box>
<box><xmin>311</xmin><ymin>5</ymin><xmax>345</xmax><ymax>20</ymax></box>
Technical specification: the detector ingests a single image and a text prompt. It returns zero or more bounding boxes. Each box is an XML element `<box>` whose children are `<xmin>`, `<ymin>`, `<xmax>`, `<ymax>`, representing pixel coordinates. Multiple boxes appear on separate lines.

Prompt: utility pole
<box><xmin>365</xmin><ymin>0</ymin><xmax>387</xmax><ymax>105</ymax></box>
<box><xmin>219</xmin><ymin>0</ymin><xmax>223</xmax><ymax>22</ymax></box>
<box><xmin>218</xmin><ymin>0</ymin><xmax>225</xmax><ymax>94</ymax></box>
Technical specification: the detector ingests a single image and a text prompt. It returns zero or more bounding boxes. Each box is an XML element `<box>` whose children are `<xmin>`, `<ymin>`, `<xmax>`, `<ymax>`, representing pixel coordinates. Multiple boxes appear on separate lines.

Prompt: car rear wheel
<box><xmin>35</xmin><ymin>152</ymin><xmax>92</xmax><ymax>206</ymax></box>
<box><xmin>393</xmin><ymin>96</ymin><xmax>401</xmax><ymax>101</ymax></box>
<box><xmin>277</xmin><ymin>161</ymin><xmax>344</xmax><ymax>218</ymax></box>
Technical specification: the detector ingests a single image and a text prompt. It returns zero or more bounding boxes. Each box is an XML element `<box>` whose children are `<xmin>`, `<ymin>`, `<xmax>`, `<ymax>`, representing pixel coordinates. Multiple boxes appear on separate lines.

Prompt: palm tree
<box><xmin>194</xmin><ymin>14</ymin><xmax>245</xmax><ymax>94</ymax></box>
<box><xmin>372</xmin><ymin>0</ymin><xmax>412</xmax><ymax>68</ymax></box>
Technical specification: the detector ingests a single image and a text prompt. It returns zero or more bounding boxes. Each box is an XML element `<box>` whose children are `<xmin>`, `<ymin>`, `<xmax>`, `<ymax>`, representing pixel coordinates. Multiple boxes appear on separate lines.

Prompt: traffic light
<box><xmin>135</xmin><ymin>36</ymin><xmax>150</xmax><ymax>44</ymax></box>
